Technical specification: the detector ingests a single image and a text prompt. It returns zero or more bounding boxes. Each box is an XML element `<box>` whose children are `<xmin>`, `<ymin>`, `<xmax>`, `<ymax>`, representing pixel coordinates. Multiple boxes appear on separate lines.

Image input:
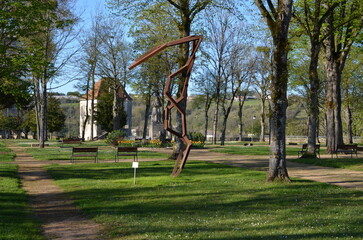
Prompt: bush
<box><xmin>188</xmin><ymin>132</ymin><xmax>205</xmax><ymax>143</ymax></box>
<box><xmin>188</xmin><ymin>132</ymin><xmax>206</xmax><ymax>148</ymax></box>
<box><xmin>106</xmin><ymin>130</ymin><xmax>126</xmax><ymax>145</ymax></box>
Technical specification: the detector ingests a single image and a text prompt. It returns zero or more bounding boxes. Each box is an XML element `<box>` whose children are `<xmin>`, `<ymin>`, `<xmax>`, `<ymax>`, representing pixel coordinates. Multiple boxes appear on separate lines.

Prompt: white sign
<box><xmin>132</xmin><ymin>162</ymin><xmax>139</xmax><ymax>168</ymax></box>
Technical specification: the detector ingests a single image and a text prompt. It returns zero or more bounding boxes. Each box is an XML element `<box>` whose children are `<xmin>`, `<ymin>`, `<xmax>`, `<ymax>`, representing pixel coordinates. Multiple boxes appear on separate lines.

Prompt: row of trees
<box><xmin>109</xmin><ymin>0</ymin><xmax>362</xmax><ymax>180</ymax></box>
<box><xmin>1</xmin><ymin>0</ymin><xmax>361</xmax><ymax>181</ymax></box>
<box><xmin>0</xmin><ymin>0</ymin><xmax>78</xmax><ymax>146</ymax></box>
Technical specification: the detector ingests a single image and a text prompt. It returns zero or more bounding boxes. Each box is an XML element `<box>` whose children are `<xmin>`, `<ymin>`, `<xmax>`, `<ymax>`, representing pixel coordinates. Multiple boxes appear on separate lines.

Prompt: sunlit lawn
<box><xmin>289</xmin><ymin>157</ymin><xmax>363</xmax><ymax>172</ymax></box>
<box><xmin>0</xmin><ymin>164</ymin><xmax>43</xmax><ymax>240</ymax></box>
<box><xmin>46</xmin><ymin>161</ymin><xmax>363</xmax><ymax>240</ymax></box>
<box><xmin>210</xmin><ymin>145</ymin><xmax>308</xmax><ymax>156</ymax></box>
<box><xmin>0</xmin><ymin>141</ymin><xmax>15</xmax><ymax>162</ymax></box>
<box><xmin>26</xmin><ymin>146</ymin><xmax>169</xmax><ymax>161</ymax></box>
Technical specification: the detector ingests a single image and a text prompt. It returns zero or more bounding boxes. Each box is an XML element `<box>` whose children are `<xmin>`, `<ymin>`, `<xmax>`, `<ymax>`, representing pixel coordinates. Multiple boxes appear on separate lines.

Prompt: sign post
<box><xmin>132</xmin><ymin>161</ymin><xmax>139</xmax><ymax>184</ymax></box>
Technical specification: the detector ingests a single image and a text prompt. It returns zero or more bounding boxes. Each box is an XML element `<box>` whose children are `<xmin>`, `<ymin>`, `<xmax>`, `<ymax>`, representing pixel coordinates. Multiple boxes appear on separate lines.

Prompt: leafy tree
<box><xmin>47</xmin><ymin>96</ymin><xmax>66</xmax><ymax>133</ymax></box>
<box><xmin>0</xmin><ymin>0</ymin><xmax>46</xmax><ymax>107</ymax></box>
<box><xmin>322</xmin><ymin>0</ymin><xmax>362</xmax><ymax>153</ymax></box>
<box><xmin>255</xmin><ymin>0</ymin><xmax>294</xmax><ymax>182</ymax></box>
<box><xmin>96</xmin><ymin>17</ymin><xmax>132</xmax><ymax>131</ymax></box>
<box><xmin>292</xmin><ymin>0</ymin><xmax>340</xmax><ymax>157</ymax></box>
<box><xmin>94</xmin><ymin>92</ymin><xmax>127</xmax><ymax>133</ymax></box>
<box><xmin>24</xmin><ymin>0</ymin><xmax>78</xmax><ymax>147</ymax></box>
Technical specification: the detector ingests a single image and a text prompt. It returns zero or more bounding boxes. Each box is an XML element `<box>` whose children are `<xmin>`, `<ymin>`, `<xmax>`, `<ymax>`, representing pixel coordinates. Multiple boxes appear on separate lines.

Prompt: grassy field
<box><xmin>45</xmin><ymin>161</ymin><xmax>363</xmax><ymax>240</ymax></box>
<box><xmin>0</xmin><ymin>164</ymin><xmax>44</xmax><ymax>240</ymax></box>
<box><xmin>209</xmin><ymin>145</ymin><xmax>309</xmax><ymax>156</ymax></box>
<box><xmin>289</xmin><ymin>157</ymin><xmax>363</xmax><ymax>171</ymax></box>
<box><xmin>0</xmin><ymin>141</ymin><xmax>15</xmax><ymax>162</ymax></box>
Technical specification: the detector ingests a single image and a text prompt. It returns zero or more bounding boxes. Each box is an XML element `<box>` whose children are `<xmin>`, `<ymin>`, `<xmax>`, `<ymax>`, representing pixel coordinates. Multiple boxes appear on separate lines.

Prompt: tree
<box><xmin>47</xmin><ymin>95</ymin><xmax>66</xmax><ymax>134</ymax></box>
<box><xmin>78</xmin><ymin>13</ymin><xmax>103</xmax><ymax>141</ymax></box>
<box><xmin>254</xmin><ymin>45</ymin><xmax>272</xmax><ymax>142</ymax></box>
<box><xmin>292</xmin><ymin>0</ymin><xmax>340</xmax><ymax>157</ymax></box>
<box><xmin>94</xmin><ymin>91</ymin><xmax>127</xmax><ymax>133</ymax></box>
<box><xmin>96</xmin><ymin>17</ymin><xmax>132</xmax><ymax>131</ymax></box>
<box><xmin>129</xmin><ymin>3</ymin><xmax>179</xmax><ymax>139</ymax></box>
<box><xmin>322</xmin><ymin>0</ymin><xmax>362</xmax><ymax>153</ymax></box>
<box><xmin>25</xmin><ymin>0</ymin><xmax>78</xmax><ymax>147</ymax></box>
<box><xmin>0</xmin><ymin>0</ymin><xmax>45</xmax><ymax>107</ymax></box>
<box><xmin>203</xmin><ymin>12</ymin><xmax>254</xmax><ymax>146</ymax></box>
<box><xmin>255</xmin><ymin>0</ymin><xmax>294</xmax><ymax>182</ymax></box>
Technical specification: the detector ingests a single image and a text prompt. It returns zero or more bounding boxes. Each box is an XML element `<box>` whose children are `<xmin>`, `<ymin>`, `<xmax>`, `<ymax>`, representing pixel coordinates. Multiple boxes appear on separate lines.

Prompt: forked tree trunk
<box><xmin>255</xmin><ymin>0</ymin><xmax>293</xmax><ymax>182</ymax></box>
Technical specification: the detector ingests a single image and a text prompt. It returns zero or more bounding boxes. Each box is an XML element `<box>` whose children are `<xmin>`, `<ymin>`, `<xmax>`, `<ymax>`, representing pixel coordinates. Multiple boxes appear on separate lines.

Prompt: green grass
<box><xmin>0</xmin><ymin>164</ymin><xmax>44</xmax><ymax>240</ymax></box>
<box><xmin>0</xmin><ymin>141</ymin><xmax>15</xmax><ymax>162</ymax></box>
<box><xmin>289</xmin><ymin>157</ymin><xmax>363</xmax><ymax>171</ymax></box>
<box><xmin>45</xmin><ymin>161</ymin><xmax>363</xmax><ymax>240</ymax></box>
<box><xmin>210</xmin><ymin>145</ymin><xmax>307</xmax><ymax>156</ymax></box>
<box><xmin>26</xmin><ymin>147</ymin><xmax>169</xmax><ymax>161</ymax></box>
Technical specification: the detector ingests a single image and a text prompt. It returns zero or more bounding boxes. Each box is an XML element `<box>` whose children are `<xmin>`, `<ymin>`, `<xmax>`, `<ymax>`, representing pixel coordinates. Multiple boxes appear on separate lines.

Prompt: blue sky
<box><xmin>54</xmin><ymin>0</ymin><xmax>107</xmax><ymax>94</ymax></box>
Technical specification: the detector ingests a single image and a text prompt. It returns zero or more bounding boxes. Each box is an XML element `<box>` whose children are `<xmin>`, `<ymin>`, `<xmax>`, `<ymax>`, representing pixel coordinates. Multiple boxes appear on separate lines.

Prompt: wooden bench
<box><xmin>31</xmin><ymin>143</ymin><xmax>49</xmax><ymax>147</ymax></box>
<box><xmin>298</xmin><ymin>144</ymin><xmax>320</xmax><ymax>158</ymax></box>
<box><xmin>335</xmin><ymin>144</ymin><xmax>357</xmax><ymax>158</ymax></box>
<box><xmin>71</xmin><ymin>147</ymin><xmax>98</xmax><ymax>163</ymax></box>
<box><xmin>115</xmin><ymin>147</ymin><xmax>138</xmax><ymax>162</ymax></box>
<box><xmin>62</xmin><ymin>139</ymin><xmax>82</xmax><ymax>147</ymax></box>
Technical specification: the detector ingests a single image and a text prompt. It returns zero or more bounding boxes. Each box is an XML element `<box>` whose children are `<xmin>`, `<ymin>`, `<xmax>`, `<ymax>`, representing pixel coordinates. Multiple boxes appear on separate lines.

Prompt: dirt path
<box><xmin>8</xmin><ymin>144</ymin><xmax>104</xmax><ymax>240</ymax></box>
<box><xmin>154</xmin><ymin>148</ymin><xmax>363</xmax><ymax>191</ymax></box>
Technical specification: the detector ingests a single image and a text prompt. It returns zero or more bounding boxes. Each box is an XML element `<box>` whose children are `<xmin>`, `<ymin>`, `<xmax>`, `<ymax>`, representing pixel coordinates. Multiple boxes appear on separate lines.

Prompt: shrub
<box><xmin>188</xmin><ymin>132</ymin><xmax>205</xmax><ymax>143</ymax></box>
<box><xmin>106</xmin><ymin>130</ymin><xmax>126</xmax><ymax>145</ymax></box>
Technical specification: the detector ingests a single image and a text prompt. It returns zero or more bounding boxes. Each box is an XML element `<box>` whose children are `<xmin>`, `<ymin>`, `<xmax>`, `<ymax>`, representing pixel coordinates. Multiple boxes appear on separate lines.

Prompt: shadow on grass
<box><xmin>45</xmin><ymin>161</ymin><xmax>363</xmax><ymax>239</ymax></box>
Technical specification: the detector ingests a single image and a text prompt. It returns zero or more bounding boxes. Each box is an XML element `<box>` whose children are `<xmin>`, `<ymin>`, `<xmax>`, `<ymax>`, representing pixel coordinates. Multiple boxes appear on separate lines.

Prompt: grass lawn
<box><xmin>26</xmin><ymin>146</ymin><xmax>169</xmax><ymax>161</ymax></box>
<box><xmin>0</xmin><ymin>141</ymin><xmax>15</xmax><ymax>162</ymax></box>
<box><xmin>0</xmin><ymin>164</ymin><xmax>43</xmax><ymax>240</ymax></box>
<box><xmin>289</xmin><ymin>157</ymin><xmax>363</xmax><ymax>171</ymax></box>
<box><xmin>46</xmin><ymin>161</ymin><xmax>363</xmax><ymax>240</ymax></box>
<box><xmin>210</xmin><ymin>145</ymin><xmax>308</xmax><ymax>156</ymax></box>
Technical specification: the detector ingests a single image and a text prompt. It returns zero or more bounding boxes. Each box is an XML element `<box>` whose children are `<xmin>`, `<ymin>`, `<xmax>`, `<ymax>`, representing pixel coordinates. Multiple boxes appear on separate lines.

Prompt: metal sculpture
<box><xmin>129</xmin><ymin>35</ymin><xmax>203</xmax><ymax>176</ymax></box>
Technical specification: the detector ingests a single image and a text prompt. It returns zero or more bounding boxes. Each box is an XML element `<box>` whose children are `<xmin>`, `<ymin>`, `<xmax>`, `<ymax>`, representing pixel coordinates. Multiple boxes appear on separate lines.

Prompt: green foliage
<box><xmin>94</xmin><ymin>92</ymin><xmax>127</xmax><ymax>133</ymax></box>
<box><xmin>105</xmin><ymin>130</ymin><xmax>126</xmax><ymax>145</ymax></box>
<box><xmin>47</xmin><ymin>96</ymin><xmax>66</xmax><ymax>133</ymax></box>
<box><xmin>188</xmin><ymin>131</ymin><xmax>206</xmax><ymax>143</ymax></box>
<box><xmin>46</xmin><ymin>161</ymin><xmax>363</xmax><ymax>239</ymax></box>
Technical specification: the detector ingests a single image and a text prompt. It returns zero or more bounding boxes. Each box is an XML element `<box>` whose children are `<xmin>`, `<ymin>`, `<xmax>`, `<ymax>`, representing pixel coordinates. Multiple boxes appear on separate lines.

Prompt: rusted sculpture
<box><xmin>129</xmin><ymin>35</ymin><xmax>203</xmax><ymax>176</ymax></box>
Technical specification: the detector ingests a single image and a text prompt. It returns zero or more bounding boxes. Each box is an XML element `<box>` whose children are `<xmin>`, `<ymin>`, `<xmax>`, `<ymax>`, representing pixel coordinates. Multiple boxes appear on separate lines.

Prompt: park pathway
<box><xmin>7</xmin><ymin>143</ymin><xmax>104</xmax><ymax>240</ymax></box>
<box><xmin>153</xmin><ymin>148</ymin><xmax>363</xmax><ymax>191</ymax></box>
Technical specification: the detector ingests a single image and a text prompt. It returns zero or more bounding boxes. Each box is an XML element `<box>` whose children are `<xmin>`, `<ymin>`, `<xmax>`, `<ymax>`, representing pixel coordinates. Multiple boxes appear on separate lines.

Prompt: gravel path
<box><xmin>9</xmin><ymin>145</ymin><xmax>105</xmax><ymax>240</ymax></box>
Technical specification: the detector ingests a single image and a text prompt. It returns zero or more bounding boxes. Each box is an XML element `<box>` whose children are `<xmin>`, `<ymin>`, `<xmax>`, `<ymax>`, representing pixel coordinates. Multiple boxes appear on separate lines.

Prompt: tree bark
<box><xmin>142</xmin><ymin>94</ymin><xmax>151</xmax><ymax>139</ymax></box>
<box><xmin>255</xmin><ymin>0</ymin><xmax>293</xmax><ymax>182</ymax></box>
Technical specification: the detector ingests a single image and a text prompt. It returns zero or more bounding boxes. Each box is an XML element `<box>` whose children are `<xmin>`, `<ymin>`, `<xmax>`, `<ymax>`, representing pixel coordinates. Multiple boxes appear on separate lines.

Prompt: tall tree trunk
<box><xmin>255</xmin><ymin>0</ymin><xmax>293</xmax><ymax>182</ymax></box>
<box><xmin>324</xmin><ymin>40</ymin><xmax>343</xmax><ymax>153</ymax></box>
<box><xmin>204</xmin><ymin>94</ymin><xmax>212</xmax><ymax>142</ymax></box>
<box><xmin>90</xmin><ymin>72</ymin><xmax>95</xmax><ymax>140</ymax></box>
<box><xmin>113</xmin><ymin>86</ymin><xmax>121</xmax><ymax>130</ymax></box>
<box><xmin>142</xmin><ymin>94</ymin><xmax>151</xmax><ymax>139</ymax></box>
<box><xmin>346</xmin><ymin>98</ymin><xmax>353</xmax><ymax>144</ymax></box>
<box><xmin>212</xmin><ymin>97</ymin><xmax>220</xmax><ymax>144</ymax></box>
<box><xmin>260</xmin><ymin>98</ymin><xmax>266</xmax><ymax>142</ymax></box>
<box><xmin>305</xmin><ymin>39</ymin><xmax>320</xmax><ymax>157</ymax></box>
<box><xmin>39</xmin><ymin>81</ymin><xmax>47</xmax><ymax>148</ymax></box>
<box><xmin>238</xmin><ymin>92</ymin><xmax>247</xmax><ymax>141</ymax></box>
